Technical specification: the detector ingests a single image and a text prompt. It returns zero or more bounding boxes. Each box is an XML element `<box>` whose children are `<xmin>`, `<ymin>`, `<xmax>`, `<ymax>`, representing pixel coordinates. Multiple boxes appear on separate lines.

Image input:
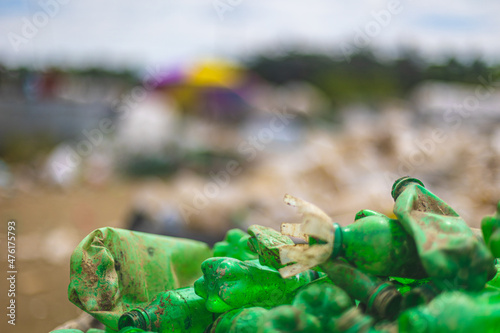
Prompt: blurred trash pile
<box><xmin>51</xmin><ymin>176</ymin><xmax>500</xmax><ymax>333</ymax></box>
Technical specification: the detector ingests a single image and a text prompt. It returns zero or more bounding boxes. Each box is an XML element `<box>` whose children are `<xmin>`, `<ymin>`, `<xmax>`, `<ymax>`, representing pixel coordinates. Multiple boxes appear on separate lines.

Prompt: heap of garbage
<box><xmin>52</xmin><ymin>177</ymin><xmax>500</xmax><ymax>333</ymax></box>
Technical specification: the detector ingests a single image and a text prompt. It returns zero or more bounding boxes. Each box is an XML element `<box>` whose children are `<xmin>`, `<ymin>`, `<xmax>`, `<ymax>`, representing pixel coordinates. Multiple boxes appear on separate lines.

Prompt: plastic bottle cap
<box><xmin>391</xmin><ymin>177</ymin><xmax>425</xmax><ymax>200</ymax></box>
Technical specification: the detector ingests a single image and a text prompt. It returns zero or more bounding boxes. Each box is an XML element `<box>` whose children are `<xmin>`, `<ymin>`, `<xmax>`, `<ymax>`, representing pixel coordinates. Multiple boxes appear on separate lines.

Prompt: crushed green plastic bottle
<box><xmin>482</xmin><ymin>201</ymin><xmax>500</xmax><ymax>258</ymax></box>
<box><xmin>68</xmin><ymin>227</ymin><xmax>212</xmax><ymax>331</ymax></box>
<box><xmin>207</xmin><ymin>307</ymin><xmax>268</xmax><ymax>333</ymax></box>
<box><xmin>213</xmin><ymin>229</ymin><xmax>258</xmax><ymax>261</ymax></box>
<box><xmin>194</xmin><ymin>257</ymin><xmax>320</xmax><ymax>313</ymax></box>
<box><xmin>398</xmin><ymin>290</ymin><xmax>500</xmax><ymax>333</ymax></box>
<box><xmin>118</xmin><ymin>287</ymin><xmax>216</xmax><ymax>332</ymax></box>
<box><xmin>392</xmin><ymin>177</ymin><xmax>495</xmax><ymax>291</ymax></box>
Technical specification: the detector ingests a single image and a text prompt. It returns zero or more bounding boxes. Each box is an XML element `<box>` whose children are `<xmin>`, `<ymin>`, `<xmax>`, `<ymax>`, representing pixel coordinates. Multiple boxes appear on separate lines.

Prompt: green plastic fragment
<box><xmin>389</xmin><ymin>277</ymin><xmax>432</xmax><ymax>297</ymax></box>
<box><xmin>392</xmin><ymin>176</ymin><xmax>495</xmax><ymax>291</ymax></box>
<box><xmin>68</xmin><ymin>227</ymin><xmax>212</xmax><ymax>331</ymax></box>
<box><xmin>118</xmin><ymin>287</ymin><xmax>216</xmax><ymax>332</ymax></box>
<box><xmin>213</xmin><ymin>228</ymin><xmax>258</xmax><ymax>261</ymax></box>
<box><xmin>208</xmin><ymin>307</ymin><xmax>269</xmax><ymax>333</ymax></box>
<box><xmin>194</xmin><ymin>257</ymin><xmax>320</xmax><ymax>313</ymax></box>
<box><xmin>247</xmin><ymin>224</ymin><xmax>295</xmax><ymax>270</ymax></box>
<box><xmin>259</xmin><ymin>305</ymin><xmax>322</xmax><ymax>333</ymax></box>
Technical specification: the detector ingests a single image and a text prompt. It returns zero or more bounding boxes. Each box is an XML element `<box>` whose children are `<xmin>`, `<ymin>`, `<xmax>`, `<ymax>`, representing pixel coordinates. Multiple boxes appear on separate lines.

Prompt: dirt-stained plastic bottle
<box><xmin>68</xmin><ymin>227</ymin><xmax>212</xmax><ymax>331</ymax></box>
<box><xmin>392</xmin><ymin>177</ymin><xmax>495</xmax><ymax>291</ymax></box>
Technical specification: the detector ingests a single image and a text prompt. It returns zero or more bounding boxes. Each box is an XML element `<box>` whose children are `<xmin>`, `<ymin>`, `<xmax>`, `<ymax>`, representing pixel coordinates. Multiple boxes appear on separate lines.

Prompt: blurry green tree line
<box><xmin>245</xmin><ymin>49</ymin><xmax>500</xmax><ymax>107</ymax></box>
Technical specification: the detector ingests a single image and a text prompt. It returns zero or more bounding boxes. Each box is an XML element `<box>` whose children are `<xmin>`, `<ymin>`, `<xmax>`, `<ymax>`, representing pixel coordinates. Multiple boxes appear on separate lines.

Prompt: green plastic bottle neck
<box><xmin>307</xmin><ymin>223</ymin><xmax>342</xmax><ymax>259</ymax></box>
<box><xmin>367</xmin><ymin>283</ymin><xmax>402</xmax><ymax>320</ymax></box>
<box><xmin>331</xmin><ymin>223</ymin><xmax>343</xmax><ymax>259</ymax></box>
<box><xmin>391</xmin><ymin>176</ymin><xmax>425</xmax><ymax>200</ymax></box>
<box><xmin>118</xmin><ymin>308</ymin><xmax>151</xmax><ymax>331</ymax></box>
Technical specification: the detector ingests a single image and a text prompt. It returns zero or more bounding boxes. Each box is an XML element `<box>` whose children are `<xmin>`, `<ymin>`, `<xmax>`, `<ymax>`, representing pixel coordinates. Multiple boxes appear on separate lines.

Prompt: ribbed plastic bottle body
<box><xmin>119</xmin><ymin>287</ymin><xmax>215</xmax><ymax>333</ymax></box>
<box><xmin>392</xmin><ymin>177</ymin><xmax>495</xmax><ymax>291</ymax></box>
<box><xmin>340</xmin><ymin>210</ymin><xmax>427</xmax><ymax>279</ymax></box>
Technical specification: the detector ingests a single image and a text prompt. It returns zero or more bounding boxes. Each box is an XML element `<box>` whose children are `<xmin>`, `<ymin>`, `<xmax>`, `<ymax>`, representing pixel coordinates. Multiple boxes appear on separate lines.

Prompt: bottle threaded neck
<box><xmin>118</xmin><ymin>308</ymin><xmax>151</xmax><ymax>331</ymax></box>
<box><xmin>367</xmin><ymin>283</ymin><xmax>402</xmax><ymax>320</ymax></box>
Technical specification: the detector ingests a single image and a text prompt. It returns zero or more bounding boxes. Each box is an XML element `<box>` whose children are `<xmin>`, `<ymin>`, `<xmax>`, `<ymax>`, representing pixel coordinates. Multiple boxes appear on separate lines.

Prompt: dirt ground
<box><xmin>0</xmin><ymin>181</ymin><xmax>140</xmax><ymax>333</ymax></box>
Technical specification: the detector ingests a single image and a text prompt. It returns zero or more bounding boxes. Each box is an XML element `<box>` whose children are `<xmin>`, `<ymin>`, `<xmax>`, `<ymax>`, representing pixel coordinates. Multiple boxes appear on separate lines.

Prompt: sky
<box><xmin>0</xmin><ymin>0</ymin><xmax>500</xmax><ymax>70</ymax></box>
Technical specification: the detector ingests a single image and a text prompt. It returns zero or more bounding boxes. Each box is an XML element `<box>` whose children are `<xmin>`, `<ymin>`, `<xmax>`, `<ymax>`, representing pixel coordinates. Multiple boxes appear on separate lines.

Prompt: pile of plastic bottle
<box><xmin>52</xmin><ymin>177</ymin><xmax>500</xmax><ymax>333</ymax></box>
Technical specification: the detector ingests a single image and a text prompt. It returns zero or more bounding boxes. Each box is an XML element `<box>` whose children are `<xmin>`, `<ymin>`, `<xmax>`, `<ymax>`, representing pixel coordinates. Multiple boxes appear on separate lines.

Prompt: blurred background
<box><xmin>1</xmin><ymin>0</ymin><xmax>500</xmax><ymax>331</ymax></box>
